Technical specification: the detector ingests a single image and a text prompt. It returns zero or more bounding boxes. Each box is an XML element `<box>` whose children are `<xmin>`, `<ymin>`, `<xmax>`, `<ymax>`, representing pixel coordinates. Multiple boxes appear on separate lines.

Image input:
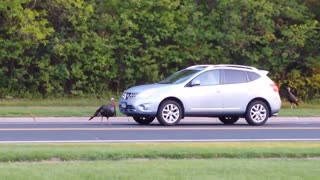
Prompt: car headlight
<box><xmin>137</xmin><ymin>90</ymin><xmax>155</xmax><ymax>99</ymax></box>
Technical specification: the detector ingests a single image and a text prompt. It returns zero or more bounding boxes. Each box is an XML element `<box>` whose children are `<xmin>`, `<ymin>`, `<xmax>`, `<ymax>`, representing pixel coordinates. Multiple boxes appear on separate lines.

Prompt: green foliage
<box><xmin>0</xmin><ymin>0</ymin><xmax>319</xmax><ymax>101</ymax></box>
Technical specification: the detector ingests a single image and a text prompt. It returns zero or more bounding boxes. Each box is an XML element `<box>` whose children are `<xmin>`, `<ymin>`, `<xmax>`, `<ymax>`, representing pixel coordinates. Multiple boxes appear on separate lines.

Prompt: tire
<box><xmin>245</xmin><ymin>100</ymin><xmax>270</xmax><ymax>126</ymax></box>
<box><xmin>157</xmin><ymin>100</ymin><xmax>182</xmax><ymax>126</ymax></box>
<box><xmin>218</xmin><ymin>116</ymin><xmax>239</xmax><ymax>125</ymax></box>
<box><xmin>132</xmin><ymin>116</ymin><xmax>155</xmax><ymax>125</ymax></box>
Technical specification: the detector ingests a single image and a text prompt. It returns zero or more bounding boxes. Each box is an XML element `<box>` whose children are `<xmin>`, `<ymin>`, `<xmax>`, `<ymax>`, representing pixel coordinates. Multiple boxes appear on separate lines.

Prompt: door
<box><xmin>182</xmin><ymin>70</ymin><xmax>223</xmax><ymax>114</ymax></box>
<box><xmin>220</xmin><ymin>69</ymin><xmax>250</xmax><ymax>113</ymax></box>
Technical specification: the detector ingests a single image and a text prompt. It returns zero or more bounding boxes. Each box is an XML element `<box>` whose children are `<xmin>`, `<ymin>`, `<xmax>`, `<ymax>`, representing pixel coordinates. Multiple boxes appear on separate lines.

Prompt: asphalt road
<box><xmin>0</xmin><ymin>117</ymin><xmax>320</xmax><ymax>143</ymax></box>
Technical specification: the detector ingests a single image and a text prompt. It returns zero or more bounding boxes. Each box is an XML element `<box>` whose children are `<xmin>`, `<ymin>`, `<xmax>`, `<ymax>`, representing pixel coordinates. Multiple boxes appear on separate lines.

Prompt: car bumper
<box><xmin>270</xmin><ymin>95</ymin><xmax>282</xmax><ymax>116</ymax></box>
<box><xmin>119</xmin><ymin>99</ymin><xmax>158</xmax><ymax>116</ymax></box>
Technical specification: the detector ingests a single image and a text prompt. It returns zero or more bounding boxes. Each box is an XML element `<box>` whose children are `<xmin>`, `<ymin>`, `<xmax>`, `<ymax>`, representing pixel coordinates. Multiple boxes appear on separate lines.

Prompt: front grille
<box><xmin>126</xmin><ymin>105</ymin><xmax>135</xmax><ymax>110</ymax></box>
<box><xmin>120</xmin><ymin>105</ymin><xmax>136</xmax><ymax>114</ymax></box>
<box><xmin>122</xmin><ymin>92</ymin><xmax>138</xmax><ymax>100</ymax></box>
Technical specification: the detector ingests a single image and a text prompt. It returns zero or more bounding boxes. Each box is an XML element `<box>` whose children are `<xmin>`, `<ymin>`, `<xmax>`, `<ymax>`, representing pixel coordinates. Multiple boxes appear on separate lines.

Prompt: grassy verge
<box><xmin>1</xmin><ymin>159</ymin><xmax>319</xmax><ymax>180</ymax></box>
<box><xmin>0</xmin><ymin>106</ymin><xmax>99</xmax><ymax>117</ymax></box>
<box><xmin>0</xmin><ymin>142</ymin><xmax>319</xmax><ymax>180</ymax></box>
<box><xmin>0</xmin><ymin>97</ymin><xmax>115</xmax><ymax>106</ymax></box>
<box><xmin>1</xmin><ymin>142</ymin><xmax>320</xmax><ymax>162</ymax></box>
<box><xmin>0</xmin><ymin>98</ymin><xmax>120</xmax><ymax>117</ymax></box>
<box><xmin>279</xmin><ymin>108</ymin><xmax>320</xmax><ymax>117</ymax></box>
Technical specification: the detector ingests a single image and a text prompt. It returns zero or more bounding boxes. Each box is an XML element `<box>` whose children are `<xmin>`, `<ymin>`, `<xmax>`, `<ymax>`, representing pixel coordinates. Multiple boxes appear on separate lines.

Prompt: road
<box><xmin>0</xmin><ymin>117</ymin><xmax>320</xmax><ymax>143</ymax></box>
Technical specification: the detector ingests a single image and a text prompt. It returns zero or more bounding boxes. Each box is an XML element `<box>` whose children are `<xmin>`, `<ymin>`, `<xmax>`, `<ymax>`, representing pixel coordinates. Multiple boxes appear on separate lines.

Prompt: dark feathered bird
<box><xmin>89</xmin><ymin>98</ymin><xmax>116</xmax><ymax>124</ymax></box>
<box><xmin>287</xmin><ymin>87</ymin><xmax>299</xmax><ymax>109</ymax></box>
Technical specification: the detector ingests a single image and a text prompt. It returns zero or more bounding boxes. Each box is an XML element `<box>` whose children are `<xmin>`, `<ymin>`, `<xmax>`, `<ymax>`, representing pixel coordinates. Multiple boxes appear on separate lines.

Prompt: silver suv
<box><xmin>119</xmin><ymin>64</ymin><xmax>281</xmax><ymax>126</ymax></box>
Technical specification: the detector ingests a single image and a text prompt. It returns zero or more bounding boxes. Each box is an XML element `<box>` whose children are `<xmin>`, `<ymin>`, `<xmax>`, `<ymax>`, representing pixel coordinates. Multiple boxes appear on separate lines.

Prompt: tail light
<box><xmin>270</xmin><ymin>84</ymin><xmax>279</xmax><ymax>92</ymax></box>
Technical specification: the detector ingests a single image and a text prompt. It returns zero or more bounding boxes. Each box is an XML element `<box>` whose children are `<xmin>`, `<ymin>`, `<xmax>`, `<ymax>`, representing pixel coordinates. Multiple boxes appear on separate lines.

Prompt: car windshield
<box><xmin>158</xmin><ymin>69</ymin><xmax>200</xmax><ymax>84</ymax></box>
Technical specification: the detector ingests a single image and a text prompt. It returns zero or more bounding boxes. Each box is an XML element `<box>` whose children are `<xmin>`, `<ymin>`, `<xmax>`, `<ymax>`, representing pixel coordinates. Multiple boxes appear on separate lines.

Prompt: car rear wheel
<box><xmin>245</xmin><ymin>100</ymin><xmax>270</xmax><ymax>126</ymax></box>
<box><xmin>132</xmin><ymin>116</ymin><xmax>155</xmax><ymax>125</ymax></box>
<box><xmin>218</xmin><ymin>116</ymin><xmax>239</xmax><ymax>125</ymax></box>
<box><xmin>157</xmin><ymin>100</ymin><xmax>182</xmax><ymax>126</ymax></box>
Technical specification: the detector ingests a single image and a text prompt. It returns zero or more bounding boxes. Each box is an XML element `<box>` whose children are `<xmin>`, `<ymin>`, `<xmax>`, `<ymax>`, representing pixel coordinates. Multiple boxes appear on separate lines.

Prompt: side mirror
<box><xmin>191</xmin><ymin>80</ymin><xmax>200</xmax><ymax>86</ymax></box>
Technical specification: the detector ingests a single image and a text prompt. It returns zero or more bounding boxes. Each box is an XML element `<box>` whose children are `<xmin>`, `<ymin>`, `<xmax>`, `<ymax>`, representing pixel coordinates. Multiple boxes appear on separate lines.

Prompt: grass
<box><xmin>0</xmin><ymin>106</ymin><xmax>99</xmax><ymax>117</ymax></box>
<box><xmin>0</xmin><ymin>159</ymin><xmax>319</xmax><ymax>180</ymax></box>
<box><xmin>0</xmin><ymin>98</ymin><xmax>120</xmax><ymax>117</ymax></box>
<box><xmin>279</xmin><ymin>108</ymin><xmax>320</xmax><ymax>117</ymax></box>
<box><xmin>0</xmin><ymin>97</ymin><xmax>113</xmax><ymax>106</ymax></box>
<box><xmin>0</xmin><ymin>142</ymin><xmax>319</xmax><ymax>180</ymax></box>
<box><xmin>0</xmin><ymin>142</ymin><xmax>320</xmax><ymax>162</ymax></box>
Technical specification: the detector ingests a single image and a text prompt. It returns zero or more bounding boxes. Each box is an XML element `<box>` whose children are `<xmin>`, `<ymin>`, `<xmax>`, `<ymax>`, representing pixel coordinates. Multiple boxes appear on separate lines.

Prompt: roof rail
<box><xmin>213</xmin><ymin>64</ymin><xmax>257</xmax><ymax>70</ymax></box>
<box><xmin>186</xmin><ymin>65</ymin><xmax>211</xmax><ymax>69</ymax></box>
<box><xmin>186</xmin><ymin>64</ymin><xmax>260</xmax><ymax>71</ymax></box>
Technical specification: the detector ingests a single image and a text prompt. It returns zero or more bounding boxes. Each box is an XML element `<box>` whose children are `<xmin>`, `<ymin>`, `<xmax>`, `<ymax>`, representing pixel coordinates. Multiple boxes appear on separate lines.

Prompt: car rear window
<box><xmin>247</xmin><ymin>71</ymin><xmax>261</xmax><ymax>81</ymax></box>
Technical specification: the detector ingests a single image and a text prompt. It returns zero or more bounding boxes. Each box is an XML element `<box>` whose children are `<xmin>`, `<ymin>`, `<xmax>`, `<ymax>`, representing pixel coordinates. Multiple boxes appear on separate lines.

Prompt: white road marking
<box><xmin>1</xmin><ymin>139</ymin><xmax>320</xmax><ymax>143</ymax></box>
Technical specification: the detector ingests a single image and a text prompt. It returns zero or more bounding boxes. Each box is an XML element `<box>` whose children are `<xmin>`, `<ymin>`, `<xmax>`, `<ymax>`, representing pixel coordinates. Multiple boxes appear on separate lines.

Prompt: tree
<box><xmin>0</xmin><ymin>0</ymin><xmax>54</xmax><ymax>97</ymax></box>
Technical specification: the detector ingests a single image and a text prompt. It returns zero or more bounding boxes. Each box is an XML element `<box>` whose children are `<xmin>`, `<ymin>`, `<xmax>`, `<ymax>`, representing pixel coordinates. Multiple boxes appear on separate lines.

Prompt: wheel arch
<box><xmin>157</xmin><ymin>97</ymin><xmax>185</xmax><ymax>119</ymax></box>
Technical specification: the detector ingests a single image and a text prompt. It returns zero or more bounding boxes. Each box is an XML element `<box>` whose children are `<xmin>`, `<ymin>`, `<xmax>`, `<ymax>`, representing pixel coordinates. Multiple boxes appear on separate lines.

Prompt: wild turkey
<box><xmin>286</xmin><ymin>87</ymin><xmax>299</xmax><ymax>109</ymax></box>
<box><xmin>89</xmin><ymin>98</ymin><xmax>116</xmax><ymax>124</ymax></box>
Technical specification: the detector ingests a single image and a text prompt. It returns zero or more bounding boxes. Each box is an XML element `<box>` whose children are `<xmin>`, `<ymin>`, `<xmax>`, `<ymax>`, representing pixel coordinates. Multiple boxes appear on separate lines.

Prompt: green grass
<box><xmin>0</xmin><ymin>142</ymin><xmax>320</xmax><ymax>180</ymax></box>
<box><xmin>0</xmin><ymin>142</ymin><xmax>320</xmax><ymax>162</ymax></box>
<box><xmin>0</xmin><ymin>98</ymin><xmax>114</xmax><ymax>106</ymax></box>
<box><xmin>0</xmin><ymin>98</ymin><xmax>123</xmax><ymax>117</ymax></box>
<box><xmin>0</xmin><ymin>159</ymin><xmax>319</xmax><ymax>180</ymax></box>
<box><xmin>0</xmin><ymin>106</ymin><xmax>100</xmax><ymax>117</ymax></box>
<box><xmin>279</xmin><ymin>108</ymin><xmax>320</xmax><ymax>117</ymax></box>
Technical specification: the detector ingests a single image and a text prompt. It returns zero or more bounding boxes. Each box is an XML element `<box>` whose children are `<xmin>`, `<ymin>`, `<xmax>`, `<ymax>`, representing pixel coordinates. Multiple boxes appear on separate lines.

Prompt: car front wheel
<box><xmin>132</xmin><ymin>116</ymin><xmax>155</xmax><ymax>125</ymax></box>
<box><xmin>157</xmin><ymin>100</ymin><xmax>182</xmax><ymax>126</ymax></box>
<box><xmin>245</xmin><ymin>100</ymin><xmax>270</xmax><ymax>126</ymax></box>
<box><xmin>218</xmin><ymin>116</ymin><xmax>239</xmax><ymax>125</ymax></box>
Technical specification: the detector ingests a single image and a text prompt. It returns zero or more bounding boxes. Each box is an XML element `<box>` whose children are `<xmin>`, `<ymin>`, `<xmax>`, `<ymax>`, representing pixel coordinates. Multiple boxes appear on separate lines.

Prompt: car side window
<box><xmin>194</xmin><ymin>70</ymin><xmax>220</xmax><ymax>86</ymax></box>
<box><xmin>223</xmin><ymin>69</ymin><xmax>248</xmax><ymax>84</ymax></box>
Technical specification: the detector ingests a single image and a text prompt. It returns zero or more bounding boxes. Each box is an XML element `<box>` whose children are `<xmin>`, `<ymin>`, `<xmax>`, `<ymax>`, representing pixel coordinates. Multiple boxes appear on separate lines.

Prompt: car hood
<box><xmin>126</xmin><ymin>83</ymin><xmax>172</xmax><ymax>93</ymax></box>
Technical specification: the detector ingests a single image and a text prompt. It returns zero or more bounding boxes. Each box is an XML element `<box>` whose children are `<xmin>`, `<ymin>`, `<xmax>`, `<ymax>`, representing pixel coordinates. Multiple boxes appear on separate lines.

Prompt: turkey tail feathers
<box><xmin>88</xmin><ymin>116</ymin><xmax>94</xmax><ymax>121</ymax></box>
